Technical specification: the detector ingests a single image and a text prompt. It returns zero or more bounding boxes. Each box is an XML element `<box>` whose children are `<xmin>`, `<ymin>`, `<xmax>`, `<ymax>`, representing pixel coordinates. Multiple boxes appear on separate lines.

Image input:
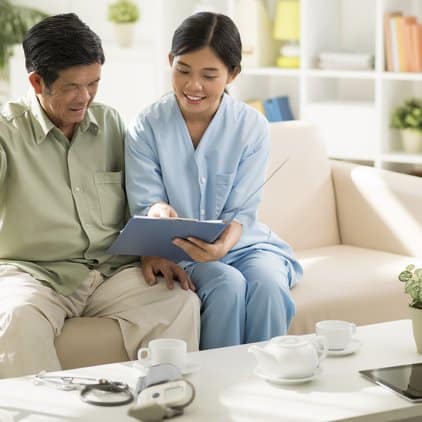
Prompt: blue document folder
<box><xmin>107</xmin><ymin>216</ymin><xmax>228</xmax><ymax>262</ymax></box>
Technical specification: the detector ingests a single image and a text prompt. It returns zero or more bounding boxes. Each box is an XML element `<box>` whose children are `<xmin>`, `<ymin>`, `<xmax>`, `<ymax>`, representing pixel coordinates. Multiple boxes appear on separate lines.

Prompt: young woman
<box><xmin>125</xmin><ymin>12</ymin><xmax>303</xmax><ymax>349</ymax></box>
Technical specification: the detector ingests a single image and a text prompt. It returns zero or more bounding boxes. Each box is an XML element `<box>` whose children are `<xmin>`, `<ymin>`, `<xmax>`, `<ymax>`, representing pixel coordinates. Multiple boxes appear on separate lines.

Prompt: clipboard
<box><xmin>107</xmin><ymin>216</ymin><xmax>228</xmax><ymax>262</ymax></box>
<box><xmin>108</xmin><ymin>157</ymin><xmax>289</xmax><ymax>262</ymax></box>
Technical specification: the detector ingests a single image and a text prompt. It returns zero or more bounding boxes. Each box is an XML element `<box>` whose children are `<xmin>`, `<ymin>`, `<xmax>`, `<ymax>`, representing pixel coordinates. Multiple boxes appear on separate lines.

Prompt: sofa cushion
<box><xmin>331</xmin><ymin>160</ymin><xmax>422</xmax><ymax>258</ymax></box>
<box><xmin>259</xmin><ymin>121</ymin><xmax>340</xmax><ymax>250</ymax></box>
<box><xmin>55</xmin><ymin>317</ymin><xmax>128</xmax><ymax>369</ymax></box>
<box><xmin>289</xmin><ymin>245</ymin><xmax>413</xmax><ymax>334</ymax></box>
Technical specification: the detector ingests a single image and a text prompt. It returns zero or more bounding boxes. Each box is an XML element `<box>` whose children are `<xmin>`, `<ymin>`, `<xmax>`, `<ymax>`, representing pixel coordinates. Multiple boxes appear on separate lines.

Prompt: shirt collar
<box><xmin>27</xmin><ymin>90</ymin><xmax>99</xmax><ymax>144</ymax></box>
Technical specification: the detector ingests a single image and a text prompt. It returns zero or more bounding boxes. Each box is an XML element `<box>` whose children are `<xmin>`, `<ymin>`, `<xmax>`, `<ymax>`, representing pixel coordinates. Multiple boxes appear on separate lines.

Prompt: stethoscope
<box><xmin>33</xmin><ymin>371</ymin><xmax>134</xmax><ymax>406</ymax></box>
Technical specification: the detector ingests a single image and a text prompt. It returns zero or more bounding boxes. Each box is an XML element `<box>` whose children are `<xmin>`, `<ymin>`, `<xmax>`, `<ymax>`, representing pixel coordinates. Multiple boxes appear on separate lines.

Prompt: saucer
<box><xmin>327</xmin><ymin>338</ymin><xmax>362</xmax><ymax>356</ymax></box>
<box><xmin>253</xmin><ymin>367</ymin><xmax>322</xmax><ymax>385</ymax></box>
<box><xmin>133</xmin><ymin>358</ymin><xmax>200</xmax><ymax>376</ymax></box>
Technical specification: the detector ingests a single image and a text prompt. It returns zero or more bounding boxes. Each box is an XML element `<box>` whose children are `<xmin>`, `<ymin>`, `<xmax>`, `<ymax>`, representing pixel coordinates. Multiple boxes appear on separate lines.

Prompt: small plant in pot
<box><xmin>398</xmin><ymin>264</ymin><xmax>422</xmax><ymax>353</ymax></box>
<box><xmin>108</xmin><ymin>0</ymin><xmax>140</xmax><ymax>48</ymax></box>
<box><xmin>391</xmin><ymin>98</ymin><xmax>422</xmax><ymax>154</ymax></box>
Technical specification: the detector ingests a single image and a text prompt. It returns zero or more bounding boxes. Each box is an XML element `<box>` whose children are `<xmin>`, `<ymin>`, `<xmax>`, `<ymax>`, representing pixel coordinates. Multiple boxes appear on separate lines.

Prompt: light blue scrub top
<box><xmin>125</xmin><ymin>93</ymin><xmax>302</xmax><ymax>281</ymax></box>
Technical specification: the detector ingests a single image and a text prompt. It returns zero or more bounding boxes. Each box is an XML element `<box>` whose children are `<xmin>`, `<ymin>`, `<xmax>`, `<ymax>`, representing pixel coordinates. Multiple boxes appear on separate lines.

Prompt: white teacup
<box><xmin>315</xmin><ymin>320</ymin><xmax>356</xmax><ymax>351</ymax></box>
<box><xmin>137</xmin><ymin>338</ymin><xmax>187</xmax><ymax>368</ymax></box>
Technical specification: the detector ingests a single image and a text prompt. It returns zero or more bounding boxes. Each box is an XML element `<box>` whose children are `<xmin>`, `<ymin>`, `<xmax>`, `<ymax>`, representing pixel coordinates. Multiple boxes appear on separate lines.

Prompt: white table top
<box><xmin>1</xmin><ymin>319</ymin><xmax>422</xmax><ymax>422</ymax></box>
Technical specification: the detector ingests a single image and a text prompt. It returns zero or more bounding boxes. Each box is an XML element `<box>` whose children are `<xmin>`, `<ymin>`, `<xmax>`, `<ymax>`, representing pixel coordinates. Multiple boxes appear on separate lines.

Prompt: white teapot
<box><xmin>249</xmin><ymin>335</ymin><xmax>328</xmax><ymax>378</ymax></box>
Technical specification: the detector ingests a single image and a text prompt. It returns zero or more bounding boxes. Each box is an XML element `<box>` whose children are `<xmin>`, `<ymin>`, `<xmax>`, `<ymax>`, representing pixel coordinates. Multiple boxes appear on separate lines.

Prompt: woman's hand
<box><xmin>141</xmin><ymin>256</ymin><xmax>196</xmax><ymax>291</ymax></box>
<box><xmin>172</xmin><ymin>221</ymin><xmax>242</xmax><ymax>262</ymax></box>
<box><xmin>148</xmin><ymin>202</ymin><xmax>178</xmax><ymax>218</ymax></box>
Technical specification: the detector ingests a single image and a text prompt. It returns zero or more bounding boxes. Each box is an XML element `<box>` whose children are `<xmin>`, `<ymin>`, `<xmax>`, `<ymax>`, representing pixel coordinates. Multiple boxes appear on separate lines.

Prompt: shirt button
<box><xmin>85</xmin><ymin>223</ymin><xmax>92</xmax><ymax>228</ymax></box>
<box><xmin>200</xmin><ymin>209</ymin><xmax>205</xmax><ymax>215</ymax></box>
<box><xmin>200</xmin><ymin>177</ymin><xmax>206</xmax><ymax>184</ymax></box>
<box><xmin>75</xmin><ymin>187</ymin><xmax>81</xmax><ymax>192</ymax></box>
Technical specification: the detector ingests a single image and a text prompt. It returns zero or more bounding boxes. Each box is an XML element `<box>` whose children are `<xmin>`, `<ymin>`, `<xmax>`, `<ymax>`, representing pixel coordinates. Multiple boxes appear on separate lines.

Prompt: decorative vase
<box><xmin>113</xmin><ymin>22</ymin><xmax>136</xmax><ymax>48</ymax></box>
<box><xmin>409</xmin><ymin>306</ymin><xmax>422</xmax><ymax>353</ymax></box>
<box><xmin>401</xmin><ymin>129</ymin><xmax>422</xmax><ymax>154</ymax></box>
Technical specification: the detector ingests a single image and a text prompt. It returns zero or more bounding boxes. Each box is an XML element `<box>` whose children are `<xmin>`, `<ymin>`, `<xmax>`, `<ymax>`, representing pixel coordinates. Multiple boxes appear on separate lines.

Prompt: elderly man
<box><xmin>0</xmin><ymin>13</ymin><xmax>199</xmax><ymax>378</ymax></box>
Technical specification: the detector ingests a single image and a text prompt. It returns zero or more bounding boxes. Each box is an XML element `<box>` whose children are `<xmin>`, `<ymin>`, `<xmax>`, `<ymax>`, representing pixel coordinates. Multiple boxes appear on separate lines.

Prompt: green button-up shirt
<box><xmin>0</xmin><ymin>91</ymin><xmax>137</xmax><ymax>295</ymax></box>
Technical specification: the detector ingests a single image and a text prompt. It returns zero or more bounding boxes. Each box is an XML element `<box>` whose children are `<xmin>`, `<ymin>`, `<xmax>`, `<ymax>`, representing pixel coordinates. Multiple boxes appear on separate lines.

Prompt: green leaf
<box><xmin>399</xmin><ymin>270</ymin><xmax>412</xmax><ymax>282</ymax></box>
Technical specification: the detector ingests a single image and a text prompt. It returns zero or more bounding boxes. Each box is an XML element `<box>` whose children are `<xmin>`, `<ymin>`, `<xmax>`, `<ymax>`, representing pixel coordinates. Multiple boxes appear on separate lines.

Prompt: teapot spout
<box><xmin>248</xmin><ymin>344</ymin><xmax>277</xmax><ymax>369</ymax></box>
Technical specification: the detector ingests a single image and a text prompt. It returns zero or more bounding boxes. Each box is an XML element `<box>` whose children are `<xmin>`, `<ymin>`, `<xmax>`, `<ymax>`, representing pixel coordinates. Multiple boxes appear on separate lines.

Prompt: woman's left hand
<box><xmin>172</xmin><ymin>221</ymin><xmax>242</xmax><ymax>262</ymax></box>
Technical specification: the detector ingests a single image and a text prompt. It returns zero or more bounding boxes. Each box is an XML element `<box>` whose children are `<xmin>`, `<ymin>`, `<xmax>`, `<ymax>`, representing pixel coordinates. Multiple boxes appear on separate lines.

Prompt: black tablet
<box><xmin>360</xmin><ymin>363</ymin><xmax>422</xmax><ymax>402</ymax></box>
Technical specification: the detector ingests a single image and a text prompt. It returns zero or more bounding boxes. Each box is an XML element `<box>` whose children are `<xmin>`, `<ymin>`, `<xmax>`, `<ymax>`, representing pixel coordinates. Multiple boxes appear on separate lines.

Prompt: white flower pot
<box><xmin>401</xmin><ymin>129</ymin><xmax>422</xmax><ymax>154</ymax></box>
<box><xmin>410</xmin><ymin>306</ymin><xmax>422</xmax><ymax>354</ymax></box>
<box><xmin>113</xmin><ymin>23</ymin><xmax>136</xmax><ymax>48</ymax></box>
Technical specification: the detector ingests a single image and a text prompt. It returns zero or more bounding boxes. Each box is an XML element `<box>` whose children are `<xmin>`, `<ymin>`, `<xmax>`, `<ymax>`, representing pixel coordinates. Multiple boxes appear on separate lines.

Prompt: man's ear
<box><xmin>28</xmin><ymin>72</ymin><xmax>43</xmax><ymax>94</ymax></box>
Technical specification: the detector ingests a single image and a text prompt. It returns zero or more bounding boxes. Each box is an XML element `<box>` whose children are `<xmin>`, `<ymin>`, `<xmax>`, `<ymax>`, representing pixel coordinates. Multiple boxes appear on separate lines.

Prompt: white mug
<box><xmin>315</xmin><ymin>320</ymin><xmax>356</xmax><ymax>350</ymax></box>
<box><xmin>137</xmin><ymin>338</ymin><xmax>187</xmax><ymax>368</ymax></box>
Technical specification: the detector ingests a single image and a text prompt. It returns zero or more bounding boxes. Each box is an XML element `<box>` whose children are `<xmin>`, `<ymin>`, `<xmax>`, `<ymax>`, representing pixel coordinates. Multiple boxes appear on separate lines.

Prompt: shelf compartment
<box><xmin>303</xmin><ymin>0</ymin><xmax>376</xmax><ymax>69</ymax></box>
<box><xmin>301</xmin><ymin>101</ymin><xmax>377</xmax><ymax>160</ymax></box>
<box><xmin>233</xmin><ymin>73</ymin><xmax>300</xmax><ymax>118</ymax></box>
<box><xmin>380</xmin><ymin>78</ymin><xmax>422</xmax><ymax>153</ymax></box>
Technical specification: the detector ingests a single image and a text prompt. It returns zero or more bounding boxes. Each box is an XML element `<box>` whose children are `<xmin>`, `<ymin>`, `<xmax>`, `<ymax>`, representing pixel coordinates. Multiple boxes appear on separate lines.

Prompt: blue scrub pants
<box><xmin>185</xmin><ymin>249</ymin><xmax>296</xmax><ymax>350</ymax></box>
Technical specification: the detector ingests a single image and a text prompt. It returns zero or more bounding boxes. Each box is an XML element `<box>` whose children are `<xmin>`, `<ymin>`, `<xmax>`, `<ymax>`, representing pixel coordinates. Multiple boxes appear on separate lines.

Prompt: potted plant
<box><xmin>398</xmin><ymin>264</ymin><xmax>422</xmax><ymax>353</ymax></box>
<box><xmin>107</xmin><ymin>0</ymin><xmax>140</xmax><ymax>48</ymax></box>
<box><xmin>0</xmin><ymin>0</ymin><xmax>47</xmax><ymax>70</ymax></box>
<box><xmin>391</xmin><ymin>98</ymin><xmax>422</xmax><ymax>154</ymax></box>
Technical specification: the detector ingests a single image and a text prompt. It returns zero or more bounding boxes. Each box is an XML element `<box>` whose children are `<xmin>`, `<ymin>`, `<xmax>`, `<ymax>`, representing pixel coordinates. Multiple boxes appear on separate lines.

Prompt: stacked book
<box><xmin>246</xmin><ymin>96</ymin><xmax>294</xmax><ymax>122</ymax></box>
<box><xmin>317</xmin><ymin>51</ymin><xmax>374</xmax><ymax>70</ymax></box>
<box><xmin>384</xmin><ymin>11</ymin><xmax>422</xmax><ymax>72</ymax></box>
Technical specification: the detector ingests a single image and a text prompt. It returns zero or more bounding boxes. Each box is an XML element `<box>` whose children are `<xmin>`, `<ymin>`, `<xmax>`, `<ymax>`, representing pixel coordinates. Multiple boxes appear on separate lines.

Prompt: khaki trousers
<box><xmin>0</xmin><ymin>265</ymin><xmax>200</xmax><ymax>378</ymax></box>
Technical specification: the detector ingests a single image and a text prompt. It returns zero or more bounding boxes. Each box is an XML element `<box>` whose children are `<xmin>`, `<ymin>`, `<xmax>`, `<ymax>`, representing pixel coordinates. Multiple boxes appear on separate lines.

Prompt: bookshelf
<box><xmin>156</xmin><ymin>0</ymin><xmax>422</xmax><ymax>176</ymax></box>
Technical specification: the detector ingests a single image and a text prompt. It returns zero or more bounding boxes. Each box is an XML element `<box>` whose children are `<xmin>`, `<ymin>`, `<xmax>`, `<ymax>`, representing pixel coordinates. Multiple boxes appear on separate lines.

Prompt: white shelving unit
<box><xmin>156</xmin><ymin>0</ymin><xmax>422</xmax><ymax>176</ymax></box>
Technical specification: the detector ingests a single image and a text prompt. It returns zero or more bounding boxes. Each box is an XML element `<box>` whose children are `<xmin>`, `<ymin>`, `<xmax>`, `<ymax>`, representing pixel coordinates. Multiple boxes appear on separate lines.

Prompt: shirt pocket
<box><xmin>94</xmin><ymin>171</ymin><xmax>125</xmax><ymax>226</ymax></box>
<box><xmin>215</xmin><ymin>172</ymin><xmax>235</xmax><ymax>216</ymax></box>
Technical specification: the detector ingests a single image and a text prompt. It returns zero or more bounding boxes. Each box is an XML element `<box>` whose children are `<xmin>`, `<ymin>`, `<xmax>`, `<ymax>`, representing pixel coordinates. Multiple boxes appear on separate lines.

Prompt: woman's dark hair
<box><xmin>23</xmin><ymin>13</ymin><xmax>105</xmax><ymax>87</ymax></box>
<box><xmin>171</xmin><ymin>12</ymin><xmax>242</xmax><ymax>73</ymax></box>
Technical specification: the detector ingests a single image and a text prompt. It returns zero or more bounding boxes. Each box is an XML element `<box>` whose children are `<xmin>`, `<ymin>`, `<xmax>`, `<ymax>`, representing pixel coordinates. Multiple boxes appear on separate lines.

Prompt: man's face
<box><xmin>34</xmin><ymin>63</ymin><xmax>101</xmax><ymax>134</ymax></box>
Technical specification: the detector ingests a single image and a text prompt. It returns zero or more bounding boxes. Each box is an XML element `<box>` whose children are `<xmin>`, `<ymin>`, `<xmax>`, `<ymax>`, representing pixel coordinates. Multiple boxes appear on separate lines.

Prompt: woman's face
<box><xmin>169</xmin><ymin>46</ymin><xmax>238</xmax><ymax>120</ymax></box>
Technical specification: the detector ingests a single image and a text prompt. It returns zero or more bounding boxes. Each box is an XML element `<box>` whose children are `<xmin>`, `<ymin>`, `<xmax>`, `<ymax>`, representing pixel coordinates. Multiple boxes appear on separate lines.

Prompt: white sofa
<box><xmin>55</xmin><ymin>121</ymin><xmax>422</xmax><ymax>369</ymax></box>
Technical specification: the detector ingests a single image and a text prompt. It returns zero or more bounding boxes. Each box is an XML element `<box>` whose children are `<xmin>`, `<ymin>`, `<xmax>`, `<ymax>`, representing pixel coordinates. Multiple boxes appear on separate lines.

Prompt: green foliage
<box><xmin>0</xmin><ymin>0</ymin><xmax>48</xmax><ymax>69</ymax></box>
<box><xmin>108</xmin><ymin>0</ymin><xmax>140</xmax><ymax>24</ymax></box>
<box><xmin>391</xmin><ymin>98</ymin><xmax>422</xmax><ymax>133</ymax></box>
<box><xmin>398</xmin><ymin>264</ymin><xmax>422</xmax><ymax>309</ymax></box>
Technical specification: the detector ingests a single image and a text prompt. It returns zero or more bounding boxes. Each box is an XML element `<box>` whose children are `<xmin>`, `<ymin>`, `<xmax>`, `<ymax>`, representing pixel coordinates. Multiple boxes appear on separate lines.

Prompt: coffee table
<box><xmin>0</xmin><ymin>319</ymin><xmax>421</xmax><ymax>421</ymax></box>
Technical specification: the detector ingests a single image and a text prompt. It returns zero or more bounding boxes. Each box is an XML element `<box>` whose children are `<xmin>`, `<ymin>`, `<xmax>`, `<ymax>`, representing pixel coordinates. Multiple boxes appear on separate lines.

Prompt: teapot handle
<box><xmin>312</xmin><ymin>335</ymin><xmax>328</xmax><ymax>362</ymax></box>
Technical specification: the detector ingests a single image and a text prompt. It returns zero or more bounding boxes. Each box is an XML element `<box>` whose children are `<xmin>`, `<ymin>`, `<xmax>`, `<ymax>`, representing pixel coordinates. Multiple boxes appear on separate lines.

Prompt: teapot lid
<box><xmin>270</xmin><ymin>335</ymin><xmax>308</xmax><ymax>348</ymax></box>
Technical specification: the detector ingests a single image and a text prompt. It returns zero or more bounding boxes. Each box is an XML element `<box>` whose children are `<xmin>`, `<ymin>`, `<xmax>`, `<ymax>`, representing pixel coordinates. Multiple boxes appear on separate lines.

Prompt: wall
<box><xmin>7</xmin><ymin>0</ymin><xmax>159</xmax><ymax>124</ymax></box>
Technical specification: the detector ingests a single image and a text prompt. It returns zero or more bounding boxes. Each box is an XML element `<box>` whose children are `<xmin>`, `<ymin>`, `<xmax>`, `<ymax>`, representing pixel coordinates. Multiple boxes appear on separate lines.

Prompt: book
<box><xmin>389</xmin><ymin>15</ymin><xmax>401</xmax><ymax>72</ymax></box>
<box><xmin>263</xmin><ymin>96</ymin><xmax>294</xmax><ymax>122</ymax></box>
<box><xmin>403</xmin><ymin>16</ymin><xmax>417</xmax><ymax>72</ymax></box>
<box><xmin>384</xmin><ymin>11</ymin><xmax>402</xmax><ymax>71</ymax></box>
<box><xmin>393</xmin><ymin>15</ymin><xmax>407</xmax><ymax>72</ymax></box>
<box><xmin>246</xmin><ymin>99</ymin><xmax>265</xmax><ymax>114</ymax></box>
<box><xmin>411</xmin><ymin>23</ymin><xmax>422</xmax><ymax>72</ymax></box>
<box><xmin>107</xmin><ymin>216</ymin><xmax>228</xmax><ymax>262</ymax></box>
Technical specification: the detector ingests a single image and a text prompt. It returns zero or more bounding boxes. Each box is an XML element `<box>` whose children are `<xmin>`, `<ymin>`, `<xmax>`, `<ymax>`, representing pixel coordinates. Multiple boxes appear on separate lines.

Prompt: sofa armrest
<box><xmin>331</xmin><ymin>160</ymin><xmax>422</xmax><ymax>258</ymax></box>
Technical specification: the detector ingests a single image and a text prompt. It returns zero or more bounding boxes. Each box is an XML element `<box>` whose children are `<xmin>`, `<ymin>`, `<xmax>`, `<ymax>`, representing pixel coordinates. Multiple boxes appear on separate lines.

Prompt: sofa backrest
<box><xmin>258</xmin><ymin>121</ymin><xmax>340</xmax><ymax>250</ymax></box>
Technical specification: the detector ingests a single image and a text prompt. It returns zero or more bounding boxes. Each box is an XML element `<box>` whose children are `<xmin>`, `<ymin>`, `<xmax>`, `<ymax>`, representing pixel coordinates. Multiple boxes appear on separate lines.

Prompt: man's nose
<box><xmin>77</xmin><ymin>86</ymin><xmax>91</xmax><ymax>102</ymax></box>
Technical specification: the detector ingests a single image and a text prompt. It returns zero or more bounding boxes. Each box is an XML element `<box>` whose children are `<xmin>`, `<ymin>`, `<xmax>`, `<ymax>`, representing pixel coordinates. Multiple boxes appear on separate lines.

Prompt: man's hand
<box><xmin>172</xmin><ymin>221</ymin><xmax>242</xmax><ymax>262</ymax></box>
<box><xmin>148</xmin><ymin>202</ymin><xmax>178</xmax><ymax>218</ymax></box>
<box><xmin>141</xmin><ymin>256</ymin><xmax>195</xmax><ymax>291</ymax></box>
